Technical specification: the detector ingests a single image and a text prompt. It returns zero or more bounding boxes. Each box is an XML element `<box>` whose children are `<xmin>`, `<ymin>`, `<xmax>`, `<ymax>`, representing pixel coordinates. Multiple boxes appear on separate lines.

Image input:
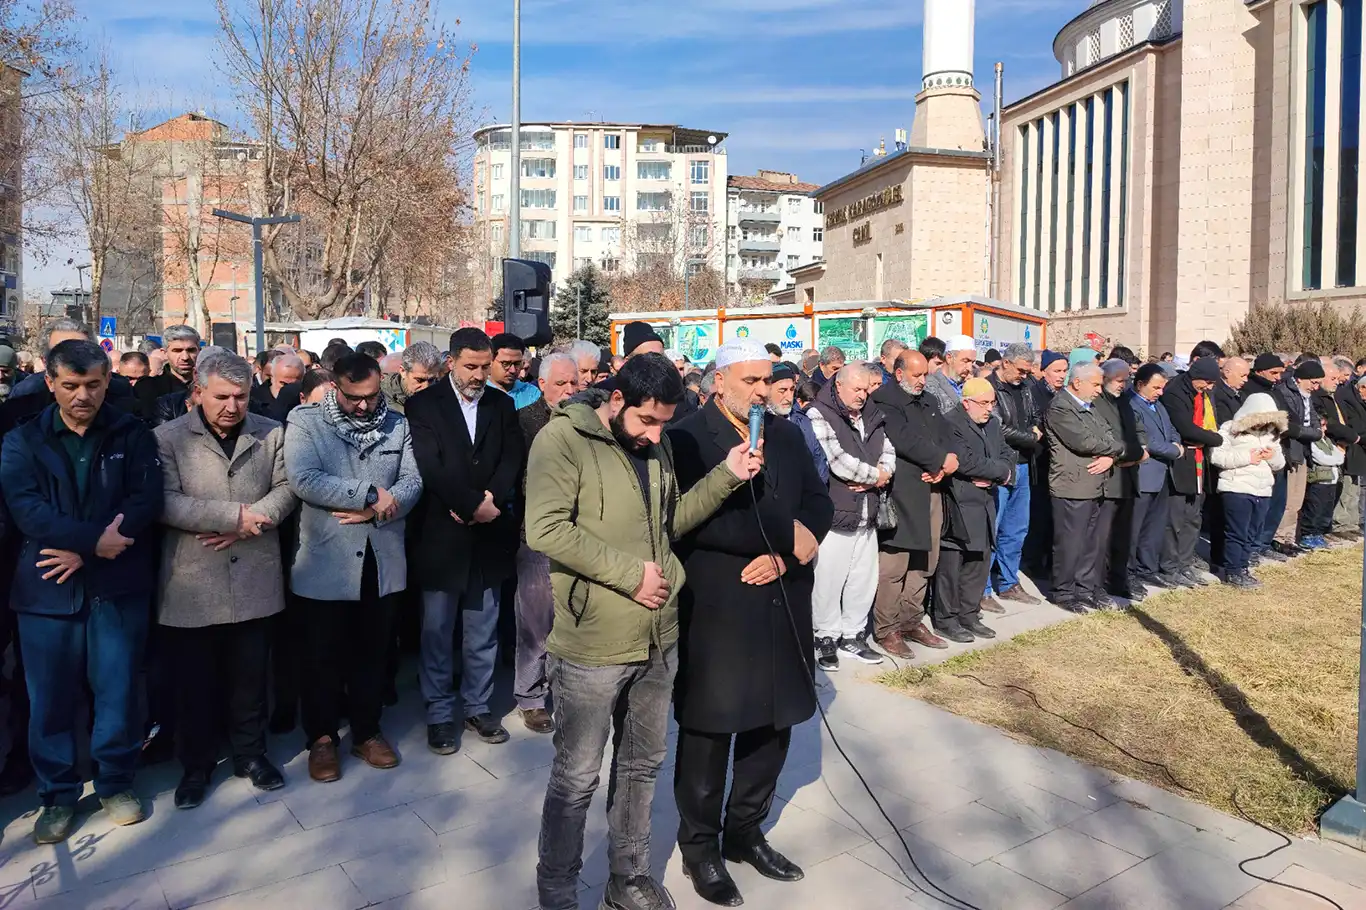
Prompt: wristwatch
<box><xmin>365</xmin><ymin>485</ymin><xmax>379</xmax><ymax>507</ymax></box>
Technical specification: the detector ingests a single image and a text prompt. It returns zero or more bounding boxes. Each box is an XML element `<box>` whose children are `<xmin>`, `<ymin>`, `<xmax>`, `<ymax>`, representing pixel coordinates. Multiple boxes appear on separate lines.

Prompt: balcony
<box><xmin>738</xmin><ymin>268</ymin><xmax>783</xmax><ymax>283</ymax></box>
<box><xmin>738</xmin><ymin>238</ymin><xmax>780</xmax><ymax>253</ymax></box>
<box><xmin>737</xmin><ymin>208</ymin><xmax>780</xmax><ymax>225</ymax></box>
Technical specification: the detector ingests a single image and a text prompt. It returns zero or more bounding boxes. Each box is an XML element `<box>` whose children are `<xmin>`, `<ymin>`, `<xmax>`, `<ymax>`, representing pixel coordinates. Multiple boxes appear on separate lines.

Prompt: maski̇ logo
<box><xmin>785</xmin><ymin>324</ymin><xmax>798</xmax><ymax>339</ymax></box>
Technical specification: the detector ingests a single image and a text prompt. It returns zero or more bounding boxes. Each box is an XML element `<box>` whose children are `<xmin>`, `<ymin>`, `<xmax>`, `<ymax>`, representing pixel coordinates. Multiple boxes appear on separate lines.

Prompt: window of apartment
<box><xmin>492</xmin><ymin>163</ymin><xmax>504</xmax><ymax>180</ymax></box>
<box><xmin>787</xmin><ymin>197</ymin><xmax>800</xmax><ymax>213</ymax></box>
<box><xmin>601</xmin><ymin>257</ymin><xmax>620</xmax><ymax>272</ymax></box>
<box><xmin>1304</xmin><ymin>0</ymin><xmax>1329</xmax><ymax>290</ymax></box>
<box><xmin>787</xmin><ymin>226</ymin><xmax>800</xmax><ymax>240</ymax></box>
<box><xmin>521</xmin><ymin>219</ymin><xmax>556</xmax><ymax>240</ymax></box>
<box><xmin>690</xmin><ymin>160</ymin><xmax>709</xmax><ymax>184</ymax></box>
<box><xmin>813</xmin><ymin>201</ymin><xmax>824</xmax><ymax>214</ymax></box>
<box><xmin>639</xmin><ymin>138</ymin><xmax>662</xmax><ymax>153</ymax></box>
<box><xmin>574</xmin><ymin>195</ymin><xmax>588</xmax><ymax>212</ymax></box>
<box><xmin>491</xmin><ymin>194</ymin><xmax>505</xmax><ymax>212</ymax></box>
<box><xmin>603</xmin><ymin>165</ymin><xmax>621</xmax><ymax>181</ymax></box>
<box><xmin>475</xmin><ymin>194</ymin><xmax>484</xmax><ymax>214</ymax></box>
<box><xmin>690</xmin><ymin>226</ymin><xmax>708</xmax><ymax>249</ymax></box>
<box><xmin>602</xmin><ymin>226</ymin><xmax>621</xmax><ymax>244</ymax></box>
<box><xmin>813</xmin><ymin>226</ymin><xmax>823</xmax><ymax>242</ymax></box>
<box><xmin>574</xmin><ymin>224</ymin><xmax>592</xmax><ymax>242</ymax></box>
<box><xmin>787</xmin><ymin>255</ymin><xmax>800</xmax><ymax>269</ymax></box>
<box><xmin>690</xmin><ymin>192</ymin><xmax>708</xmax><ymax>213</ymax></box>
<box><xmin>728</xmin><ymin>225</ymin><xmax>737</xmax><ymax>239</ymax></box>
<box><xmin>525</xmin><ymin>251</ymin><xmax>557</xmax><ymax>268</ymax></box>
<box><xmin>574</xmin><ymin>257</ymin><xmax>592</xmax><ymax>271</ymax></box>
<box><xmin>490</xmin><ymin>223</ymin><xmax>504</xmax><ymax>244</ymax></box>
<box><xmin>637</xmin><ymin>192</ymin><xmax>671</xmax><ymax>211</ymax></box>
<box><xmin>521</xmin><ymin>134</ymin><xmax>554</xmax><ymax>151</ymax></box>
<box><xmin>574</xmin><ymin>164</ymin><xmax>588</xmax><ymax>180</ymax></box>
<box><xmin>574</xmin><ymin>133</ymin><xmax>588</xmax><ymax>149</ymax></box>
<box><xmin>604</xmin><ymin>134</ymin><xmax>621</xmax><ymax>150</ymax></box>
<box><xmin>637</xmin><ymin>161</ymin><xmax>672</xmax><ymax>181</ymax></box>
<box><xmin>603</xmin><ymin>196</ymin><xmax>621</xmax><ymax>212</ymax></box>
<box><xmin>728</xmin><ymin>255</ymin><xmax>737</xmax><ymax>268</ymax></box>
<box><xmin>520</xmin><ymin>189</ymin><xmax>556</xmax><ymax>209</ymax></box>
<box><xmin>522</xmin><ymin>158</ymin><xmax>556</xmax><ymax>179</ymax></box>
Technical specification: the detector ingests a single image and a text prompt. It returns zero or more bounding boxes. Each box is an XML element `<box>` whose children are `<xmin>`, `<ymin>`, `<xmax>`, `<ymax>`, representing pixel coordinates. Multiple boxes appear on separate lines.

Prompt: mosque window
<box><xmin>1304</xmin><ymin>0</ymin><xmax>1328</xmax><ymax>291</ymax></box>
<box><xmin>1339</xmin><ymin>0</ymin><xmax>1362</xmax><ymax>287</ymax></box>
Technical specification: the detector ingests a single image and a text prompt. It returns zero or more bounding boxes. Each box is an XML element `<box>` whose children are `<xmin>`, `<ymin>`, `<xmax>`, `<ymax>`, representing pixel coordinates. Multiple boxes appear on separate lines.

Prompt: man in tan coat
<box><xmin>155</xmin><ymin>350</ymin><xmax>296</xmax><ymax>810</ymax></box>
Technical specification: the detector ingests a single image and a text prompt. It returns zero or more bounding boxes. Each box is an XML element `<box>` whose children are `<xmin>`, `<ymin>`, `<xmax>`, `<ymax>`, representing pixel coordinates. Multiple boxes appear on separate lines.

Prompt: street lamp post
<box><xmin>1322</xmin><ymin>550</ymin><xmax>1366</xmax><ymax>850</ymax></box>
<box><xmin>211</xmin><ymin>209</ymin><xmax>301</xmax><ymax>356</ymax></box>
<box><xmin>509</xmin><ymin>0</ymin><xmax>521</xmax><ymax>260</ymax></box>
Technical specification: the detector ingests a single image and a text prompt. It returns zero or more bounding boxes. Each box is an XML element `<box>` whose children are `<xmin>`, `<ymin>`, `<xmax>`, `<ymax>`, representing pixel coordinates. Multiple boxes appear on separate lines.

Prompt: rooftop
<box><xmin>728</xmin><ymin>173</ymin><xmax>821</xmax><ymax>194</ymax></box>
<box><xmin>473</xmin><ymin>122</ymin><xmax>728</xmax><ymax>148</ymax></box>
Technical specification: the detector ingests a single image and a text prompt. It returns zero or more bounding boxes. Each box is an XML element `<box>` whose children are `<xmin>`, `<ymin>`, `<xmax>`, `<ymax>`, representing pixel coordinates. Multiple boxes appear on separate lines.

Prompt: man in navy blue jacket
<box><xmin>0</xmin><ymin>340</ymin><xmax>163</xmax><ymax>845</ymax></box>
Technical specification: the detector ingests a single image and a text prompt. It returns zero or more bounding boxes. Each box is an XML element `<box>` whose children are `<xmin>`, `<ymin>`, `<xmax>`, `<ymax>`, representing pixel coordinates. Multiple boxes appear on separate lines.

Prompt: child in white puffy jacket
<box><xmin>1210</xmin><ymin>393</ymin><xmax>1286</xmax><ymax>587</ymax></box>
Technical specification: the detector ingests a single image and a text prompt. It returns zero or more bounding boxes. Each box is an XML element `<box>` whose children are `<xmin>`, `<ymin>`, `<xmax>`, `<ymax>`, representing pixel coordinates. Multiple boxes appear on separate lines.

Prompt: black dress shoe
<box><xmin>935</xmin><ymin>623</ymin><xmax>975</xmax><ymax>644</ymax></box>
<box><xmin>682</xmin><ymin>856</ymin><xmax>743</xmax><ymax>906</ymax></box>
<box><xmin>234</xmin><ymin>756</ymin><xmax>285</xmax><ymax>791</ymax></box>
<box><xmin>1054</xmin><ymin>599</ymin><xmax>1090</xmax><ymax>614</ymax></box>
<box><xmin>961</xmin><ymin>618</ymin><xmax>997</xmax><ymax>639</ymax></box>
<box><xmin>723</xmin><ymin>838</ymin><xmax>804</xmax><ymax>882</ymax></box>
<box><xmin>174</xmin><ymin>769</ymin><xmax>210</xmax><ymax>809</ymax></box>
<box><xmin>427</xmin><ymin>721</ymin><xmax>459</xmax><ymax>755</ymax></box>
<box><xmin>463</xmin><ymin>714</ymin><xmax>510</xmax><ymax>745</ymax></box>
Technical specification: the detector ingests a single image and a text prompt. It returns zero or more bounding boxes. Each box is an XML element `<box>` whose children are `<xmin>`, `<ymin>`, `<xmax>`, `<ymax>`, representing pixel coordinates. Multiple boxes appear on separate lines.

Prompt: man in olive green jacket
<box><xmin>526</xmin><ymin>354</ymin><xmax>761</xmax><ymax>910</ymax></box>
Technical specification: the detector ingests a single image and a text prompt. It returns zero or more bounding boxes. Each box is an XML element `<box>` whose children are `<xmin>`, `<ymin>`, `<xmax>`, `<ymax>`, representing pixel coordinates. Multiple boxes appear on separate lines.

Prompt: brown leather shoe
<box><xmin>520</xmin><ymin>707</ymin><xmax>555</xmax><ymax>735</ymax></box>
<box><xmin>873</xmin><ymin>635</ymin><xmax>914</xmax><ymax>659</ymax></box>
<box><xmin>998</xmin><ymin>584</ymin><xmax>1042</xmax><ymax>606</ymax></box>
<box><xmin>308</xmin><ymin>736</ymin><xmax>341</xmax><ymax>783</ymax></box>
<box><xmin>979</xmin><ymin>596</ymin><xmax>1007</xmax><ymax>614</ymax></box>
<box><xmin>351</xmin><ymin>735</ymin><xmax>400</xmax><ymax>770</ymax></box>
<box><xmin>904</xmin><ymin>623</ymin><xmax>949</xmax><ymax>650</ymax></box>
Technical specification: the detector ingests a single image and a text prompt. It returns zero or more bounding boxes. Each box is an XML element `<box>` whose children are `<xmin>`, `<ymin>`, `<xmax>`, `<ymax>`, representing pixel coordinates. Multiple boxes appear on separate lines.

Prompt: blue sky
<box><xmin>30</xmin><ymin>0</ymin><xmax>1082</xmax><ymax>295</ymax></box>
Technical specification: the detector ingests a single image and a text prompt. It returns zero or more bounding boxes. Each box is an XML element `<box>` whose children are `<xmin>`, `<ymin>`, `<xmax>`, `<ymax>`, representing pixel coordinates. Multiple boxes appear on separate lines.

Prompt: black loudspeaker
<box><xmin>503</xmin><ymin>258</ymin><xmax>552</xmax><ymax>347</ymax></box>
<box><xmin>211</xmin><ymin>322</ymin><xmax>239</xmax><ymax>352</ymax></box>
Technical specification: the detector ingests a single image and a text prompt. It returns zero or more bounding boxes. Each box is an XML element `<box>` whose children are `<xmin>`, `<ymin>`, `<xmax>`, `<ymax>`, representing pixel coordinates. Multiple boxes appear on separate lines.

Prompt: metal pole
<box><xmin>684</xmin><ymin>267</ymin><xmax>690</xmax><ymax>310</ymax></box>
<box><xmin>576</xmin><ymin>284</ymin><xmax>582</xmax><ymax>339</ymax></box>
<box><xmin>509</xmin><ymin>0</ymin><xmax>521</xmax><ymax>260</ymax></box>
<box><xmin>253</xmin><ymin>222</ymin><xmax>265</xmax><ymax>356</ymax></box>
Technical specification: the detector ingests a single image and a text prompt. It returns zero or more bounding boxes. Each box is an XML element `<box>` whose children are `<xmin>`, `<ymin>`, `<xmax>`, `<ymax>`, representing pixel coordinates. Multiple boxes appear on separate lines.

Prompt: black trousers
<box><xmin>296</xmin><ymin>549</ymin><xmax>400</xmax><ymax>747</ymax></box>
<box><xmin>0</xmin><ymin>607</ymin><xmax>29</xmax><ymax>771</ymax></box>
<box><xmin>1301</xmin><ymin>482</ymin><xmax>1340</xmax><ymax>538</ymax></box>
<box><xmin>271</xmin><ymin>594</ymin><xmax>305</xmax><ymax>722</ymax></box>
<box><xmin>1130</xmin><ymin>488</ymin><xmax>1170</xmax><ymax>581</ymax></box>
<box><xmin>1161</xmin><ymin>491</ymin><xmax>1205</xmax><ymax>576</ymax></box>
<box><xmin>1102</xmin><ymin>498</ymin><xmax>1134</xmax><ymax>592</ymax></box>
<box><xmin>1051</xmin><ymin>498</ymin><xmax>1104</xmax><ymax>602</ymax></box>
<box><xmin>165</xmin><ymin>617</ymin><xmax>271</xmax><ymax>773</ymax></box>
<box><xmin>932</xmin><ymin>548</ymin><xmax>988</xmax><ymax>629</ymax></box>
<box><xmin>1206</xmin><ymin>484</ymin><xmax>1227</xmax><ymax>572</ymax></box>
<box><xmin>674</xmin><ymin>725</ymin><xmax>792</xmax><ymax>864</ymax></box>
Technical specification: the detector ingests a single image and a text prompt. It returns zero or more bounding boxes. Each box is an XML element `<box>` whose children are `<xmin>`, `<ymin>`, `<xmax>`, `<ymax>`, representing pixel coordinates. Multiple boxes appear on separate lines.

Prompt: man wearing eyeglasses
<box><xmin>488</xmin><ymin>333</ymin><xmax>542</xmax><ymax>410</ymax></box>
<box><xmin>283</xmin><ymin>352</ymin><xmax>424</xmax><ymax>784</ymax></box>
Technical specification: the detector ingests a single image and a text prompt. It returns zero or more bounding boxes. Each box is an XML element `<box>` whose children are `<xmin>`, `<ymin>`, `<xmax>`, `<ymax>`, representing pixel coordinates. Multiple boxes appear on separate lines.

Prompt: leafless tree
<box><xmin>217</xmin><ymin>0</ymin><xmax>477</xmax><ymax>320</ymax></box>
<box><xmin>612</xmin><ymin>188</ymin><xmax>736</xmax><ymax>312</ymax></box>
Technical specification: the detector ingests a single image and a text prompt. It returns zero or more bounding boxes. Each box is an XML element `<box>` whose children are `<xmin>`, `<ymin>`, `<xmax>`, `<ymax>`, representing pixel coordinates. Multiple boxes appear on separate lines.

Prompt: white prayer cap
<box><xmin>664</xmin><ymin>348</ymin><xmax>683</xmax><ymax>361</ymax></box>
<box><xmin>944</xmin><ymin>334</ymin><xmax>976</xmax><ymax>354</ymax></box>
<box><xmin>714</xmin><ymin>341</ymin><xmax>771</xmax><ymax>369</ymax></box>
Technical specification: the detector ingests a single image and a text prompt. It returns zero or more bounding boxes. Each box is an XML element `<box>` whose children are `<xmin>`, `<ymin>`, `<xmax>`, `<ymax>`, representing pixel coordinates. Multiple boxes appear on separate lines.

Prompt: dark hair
<box><xmin>615</xmin><ymin>352</ymin><xmax>684</xmax><ymax>408</ymax></box>
<box><xmin>490</xmin><ymin>332</ymin><xmax>527</xmax><ymax>355</ymax></box>
<box><xmin>1134</xmin><ymin>363</ymin><xmax>1167</xmax><ymax>387</ymax></box>
<box><xmin>120</xmin><ymin>351</ymin><xmax>149</xmax><ymax>368</ymax></box>
<box><xmin>327</xmin><ymin>337</ymin><xmax>347</xmax><ymax>347</ymax></box>
<box><xmin>1295</xmin><ymin>351</ymin><xmax>1320</xmax><ymax>366</ymax></box>
<box><xmin>683</xmin><ymin>371</ymin><xmax>703</xmax><ymax>392</ymax></box>
<box><xmin>449</xmin><ymin>327</ymin><xmax>492</xmax><ymax>359</ymax></box>
<box><xmin>321</xmin><ymin>342</ymin><xmax>352</xmax><ymax>372</ymax></box>
<box><xmin>918</xmin><ymin>336</ymin><xmax>946</xmax><ymax>361</ymax></box>
<box><xmin>48</xmin><ymin>339</ymin><xmax>109</xmax><ymax>376</ymax></box>
<box><xmin>356</xmin><ymin>340</ymin><xmax>389</xmax><ymax>361</ymax></box>
<box><xmin>764</xmin><ymin>343</ymin><xmax>783</xmax><ymax>358</ymax></box>
<box><xmin>1190</xmin><ymin>340</ymin><xmax>1225</xmax><ymax>361</ymax></box>
<box><xmin>983</xmin><ymin>349</ymin><xmax>1002</xmax><ymax>364</ymax></box>
<box><xmin>303</xmin><ymin>350</ymin><xmax>320</xmax><ymax>366</ymax></box>
<box><xmin>1160</xmin><ymin>352</ymin><xmax>1173</xmax><ymax>361</ymax></box>
<box><xmin>255</xmin><ymin>351</ymin><xmax>271</xmax><ymax>369</ymax></box>
<box><xmin>1108</xmin><ymin>345</ymin><xmax>1140</xmax><ymax>365</ymax></box>
<box><xmin>332</xmin><ymin>351</ymin><xmax>381</xmax><ymax>384</ymax></box>
<box><xmin>300</xmin><ymin>368</ymin><xmax>334</xmax><ymax>399</ymax></box>
<box><xmin>795</xmin><ymin>379</ymin><xmax>820</xmax><ymax>406</ymax></box>
<box><xmin>1357</xmin><ymin>357</ymin><xmax>1366</xmax><ymax>369</ymax></box>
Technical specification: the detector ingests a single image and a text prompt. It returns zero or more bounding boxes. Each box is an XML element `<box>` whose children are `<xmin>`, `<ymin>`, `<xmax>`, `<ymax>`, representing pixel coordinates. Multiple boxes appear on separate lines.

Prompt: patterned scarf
<box><xmin>323</xmin><ymin>387</ymin><xmax>389</xmax><ymax>450</ymax></box>
<box><xmin>1194</xmin><ymin>392</ymin><xmax>1216</xmax><ymax>490</ymax></box>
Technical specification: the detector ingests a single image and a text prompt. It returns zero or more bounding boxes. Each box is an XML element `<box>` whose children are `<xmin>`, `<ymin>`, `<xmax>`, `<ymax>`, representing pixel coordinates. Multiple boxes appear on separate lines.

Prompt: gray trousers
<box><xmin>1333</xmin><ymin>476</ymin><xmax>1362</xmax><ymax>533</ymax></box>
<box><xmin>513</xmin><ymin>545</ymin><xmax>554</xmax><ymax>711</ymax></box>
<box><xmin>419</xmin><ymin>585</ymin><xmax>500</xmax><ymax>724</ymax></box>
<box><xmin>537</xmin><ymin>645</ymin><xmax>677</xmax><ymax>910</ymax></box>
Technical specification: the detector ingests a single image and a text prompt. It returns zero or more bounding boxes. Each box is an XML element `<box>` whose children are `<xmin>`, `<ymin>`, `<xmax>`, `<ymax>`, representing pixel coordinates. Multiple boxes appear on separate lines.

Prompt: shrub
<box><xmin>1227</xmin><ymin>302</ymin><xmax>1366</xmax><ymax>357</ymax></box>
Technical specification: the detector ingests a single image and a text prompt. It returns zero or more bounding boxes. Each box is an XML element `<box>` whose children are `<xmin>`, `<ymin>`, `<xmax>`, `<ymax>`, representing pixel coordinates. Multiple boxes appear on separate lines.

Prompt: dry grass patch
<box><xmin>881</xmin><ymin>546</ymin><xmax>1363</xmax><ymax>834</ymax></box>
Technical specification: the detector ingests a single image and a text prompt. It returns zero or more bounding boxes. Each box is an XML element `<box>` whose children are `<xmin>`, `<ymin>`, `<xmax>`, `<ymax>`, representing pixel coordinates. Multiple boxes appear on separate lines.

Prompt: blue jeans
<box><xmin>419</xmin><ymin>584</ymin><xmax>500</xmax><ymax>723</ymax></box>
<box><xmin>989</xmin><ymin>462</ymin><xmax>1031</xmax><ymax>594</ymax></box>
<box><xmin>1258</xmin><ymin>470</ymin><xmax>1288</xmax><ymax>552</ymax></box>
<box><xmin>1222</xmin><ymin>492</ymin><xmax>1270</xmax><ymax>573</ymax></box>
<box><xmin>20</xmin><ymin>596</ymin><xmax>150</xmax><ymax>807</ymax></box>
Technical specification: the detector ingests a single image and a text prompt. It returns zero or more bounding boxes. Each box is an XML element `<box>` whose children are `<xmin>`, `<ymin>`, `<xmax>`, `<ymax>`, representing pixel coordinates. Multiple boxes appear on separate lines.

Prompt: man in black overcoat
<box><xmin>667</xmin><ymin>342</ymin><xmax>834</xmax><ymax>908</ymax></box>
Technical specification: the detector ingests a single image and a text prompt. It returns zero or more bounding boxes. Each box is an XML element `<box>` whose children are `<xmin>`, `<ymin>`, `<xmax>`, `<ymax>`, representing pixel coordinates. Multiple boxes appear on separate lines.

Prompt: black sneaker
<box><xmin>427</xmin><ymin>721</ymin><xmax>459</xmax><ymax>755</ymax></box>
<box><xmin>815</xmin><ymin>637</ymin><xmax>839</xmax><ymax>672</ymax></box>
<box><xmin>1178</xmin><ymin>568</ymin><xmax>1213</xmax><ymax>587</ymax></box>
<box><xmin>1271</xmin><ymin>541</ymin><xmax>1305</xmax><ymax>557</ymax></box>
<box><xmin>935</xmin><ymin>623</ymin><xmax>975</xmax><ymax>644</ymax></box>
<box><xmin>837</xmin><ymin>637</ymin><xmax>884</xmax><ymax>665</ymax></box>
<box><xmin>462</xmin><ymin>714</ymin><xmax>510</xmax><ymax>745</ymax></box>
<box><xmin>1088</xmin><ymin>593</ymin><xmax>1119</xmax><ymax>611</ymax></box>
<box><xmin>1223</xmin><ymin>570</ymin><xmax>1263</xmax><ymax>589</ymax></box>
<box><xmin>1258</xmin><ymin>547</ymin><xmax>1290</xmax><ymax>563</ymax></box>
<box><xmin>1152</xmin><ymin>573</ymin><xmax>1187</xmax><ymax>589</ymax></box>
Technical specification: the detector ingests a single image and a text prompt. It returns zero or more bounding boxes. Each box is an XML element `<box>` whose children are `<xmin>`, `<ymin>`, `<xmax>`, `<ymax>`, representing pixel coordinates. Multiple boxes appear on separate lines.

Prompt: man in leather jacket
<box><xmin>985</xmin><ymin>343</ymin><xmax>1044</xmax><ymax>607</ymax></box>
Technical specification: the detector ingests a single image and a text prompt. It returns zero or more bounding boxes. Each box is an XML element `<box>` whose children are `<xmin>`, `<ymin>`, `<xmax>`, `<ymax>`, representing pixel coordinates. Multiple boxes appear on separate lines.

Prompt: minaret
<box><xmin>910</xmin><ymin>0</ymin><xmax>986</xmax><ymax>151</ymax></box>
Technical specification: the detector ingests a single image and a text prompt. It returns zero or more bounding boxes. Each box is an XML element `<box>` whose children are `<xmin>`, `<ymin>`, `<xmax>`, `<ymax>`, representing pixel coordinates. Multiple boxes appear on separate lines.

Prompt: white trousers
<box><xmin>811</xmin><ymin>527</ymin><xmax>879</xmax><ymax>640</ymax></box>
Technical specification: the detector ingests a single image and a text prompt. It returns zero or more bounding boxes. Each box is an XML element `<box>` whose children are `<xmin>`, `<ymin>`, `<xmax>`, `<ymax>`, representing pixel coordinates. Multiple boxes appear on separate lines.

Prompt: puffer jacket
<box><xmin>1209</xmin><ymin>393</ymin><xmax>1288</xmax><ymax>497</ymax></box>
<box><xmin>524</xmin><ymin>389</ymin><xmax>742</xmax><ymax>667</ymax></box>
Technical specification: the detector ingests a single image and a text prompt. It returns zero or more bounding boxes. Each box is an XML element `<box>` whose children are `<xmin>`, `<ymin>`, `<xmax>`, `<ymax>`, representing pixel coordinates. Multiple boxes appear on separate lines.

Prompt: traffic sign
<box><xmin>99</xmin><ymin>316</ymin><xmax>116</xmax><ymax>336</ymax></box>
<box><xmin>99</xmin><ymin>338</ymin><xmax>113</xmax><ymax>353</ymax></box>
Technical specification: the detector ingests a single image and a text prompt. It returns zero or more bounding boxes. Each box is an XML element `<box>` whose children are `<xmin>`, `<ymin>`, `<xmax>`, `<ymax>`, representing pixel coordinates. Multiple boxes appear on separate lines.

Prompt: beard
<box><xmin>453</xmin><ymin>375</ymin><xmax>484</xmax><ymax>402</ymax></box>
<box><xmin>767</xmin><ymin>400</ymin><xmax>792</xmax><ymax>417</ymax></box>
<box><xmin>609</xmin><ymin>410</ymin><xmax>651</xmax><ymax>453</ymax></box>
<box><xmin>899</xmin><ymin>379</ymin><xmax>924</xmax><ymax>397</ymax></box>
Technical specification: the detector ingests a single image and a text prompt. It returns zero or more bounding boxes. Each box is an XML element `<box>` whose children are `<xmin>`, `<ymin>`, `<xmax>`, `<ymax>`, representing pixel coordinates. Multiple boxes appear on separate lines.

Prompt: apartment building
<box><xmin>0</xmin><ymin>64</ymin><xmax>22</xmax><ymax>327</ymax></box>
<box><xmin>471</xmin><ymin>122</ymin><xmax>729</xmax><ymax>289</ymax></box>
<box><xmin>726</xmin><ymin>171</ymin><xmax>824</xmax><ymax>301</ymax></box>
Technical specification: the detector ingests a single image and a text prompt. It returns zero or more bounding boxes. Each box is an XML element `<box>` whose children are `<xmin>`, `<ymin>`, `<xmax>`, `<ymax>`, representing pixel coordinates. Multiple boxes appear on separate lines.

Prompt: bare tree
<box><xmin>217</xmin><ymin>0</ymin><xmax>477</xmax><ymax>320</ymax></box>
<box><xmin>612</xmin><ymin>188</ymin><xmax>733</xmax><ymax>312</ymax></box>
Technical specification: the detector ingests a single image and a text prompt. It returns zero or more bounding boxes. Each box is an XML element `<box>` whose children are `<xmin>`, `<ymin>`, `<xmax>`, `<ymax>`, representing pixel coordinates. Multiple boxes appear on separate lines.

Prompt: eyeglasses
<box><xmin>338</xmin><ymin>389</ymin><xmax>383</xmax><ymax>405</ymax></box>
<box><xmin>965</xmin><ymin>397</ymin><xmax>995</xmax><ymax>407</ymax></box>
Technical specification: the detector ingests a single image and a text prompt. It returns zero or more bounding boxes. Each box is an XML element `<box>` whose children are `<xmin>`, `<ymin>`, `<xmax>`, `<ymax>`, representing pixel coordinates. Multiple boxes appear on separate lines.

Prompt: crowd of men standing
<box><xmin>0</xmin><ymin>313</ymin><xmax>1356</xmax><ymax>910</ymax></box>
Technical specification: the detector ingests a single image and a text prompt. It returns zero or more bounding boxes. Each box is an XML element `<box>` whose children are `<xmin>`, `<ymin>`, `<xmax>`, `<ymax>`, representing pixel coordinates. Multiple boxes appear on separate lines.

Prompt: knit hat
<box><xmin>1296</xmin><ymin>360</ymin><xmax>1326</xmax><ymax>380</ymax></box>
<box><xmin>1040</xmin><ymin>349</ymin><xmax>1067</xmax><ymax>371</ymax></box>
<box><xmin>1188</xmin><ymin>357</ymin><xmax>1221</xmax><ymax>382</ymax></box>
<box><xmin>962</xmin><ymin>377</ymin><xmax>994</xmax><ymax>400</ymax></box>
<box><xmin>984</xmin><ymin>349</ymin><xmax>1002</xmax><ymax>364</ymax></box>
<box><xmin>1069</xmin><ymin>347</ymin><xmax>1098</xmax><ymax>367</ymax></box>
<box><xmin>772</xmin><ymin>362</ymin><xmax>798</xmax><ymax>383</ymax></box>
<box><xmin>1253</xmin><ymin>353</ymin><xmax>1284</xmax><ymax>373</ymax></box>
<box><xmin>621</xmin><ymin>321</ymin><xmax>664</xmax><ymax>356</ymax></box>
<box><xmin>0</xmin><ymin>345</ymin><xmax>18</xmax><ymax>370</ymax></box>
<box><xmin>1100</xmin><ymin>358</ymin><xmax>1129</xmax><ymax>378</ymax></box>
